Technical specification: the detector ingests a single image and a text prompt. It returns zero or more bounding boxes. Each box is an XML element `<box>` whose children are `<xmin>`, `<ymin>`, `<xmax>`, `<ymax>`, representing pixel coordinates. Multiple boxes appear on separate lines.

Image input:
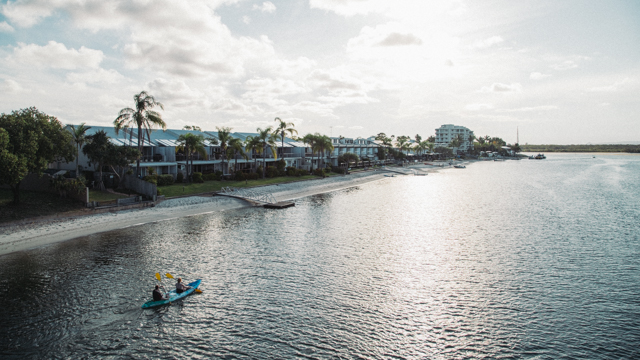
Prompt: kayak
<box><xmin>141</xmin><ymin>279</ymin><xmax>202</xmax><ymax>309</ymax></box>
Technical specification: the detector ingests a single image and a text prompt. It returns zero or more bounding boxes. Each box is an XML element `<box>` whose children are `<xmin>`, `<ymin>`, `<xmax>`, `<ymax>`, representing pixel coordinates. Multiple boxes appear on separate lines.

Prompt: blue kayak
<box><xmin>141</xmin><ymin>279</ymin><xmax>202</xmax><ymax>309</ymax></box>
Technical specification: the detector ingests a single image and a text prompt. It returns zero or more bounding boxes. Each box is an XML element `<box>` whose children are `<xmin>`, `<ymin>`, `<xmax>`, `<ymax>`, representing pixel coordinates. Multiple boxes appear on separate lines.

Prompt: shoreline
<box><xmin>0</xmin><ymin>162</ymin><xmax>474</xmax><ymax>257</ymax></box>
<box><xmin>0</xmin><ymin>168</ymin><xmax>417</xmax><ymax>257</ymax></box>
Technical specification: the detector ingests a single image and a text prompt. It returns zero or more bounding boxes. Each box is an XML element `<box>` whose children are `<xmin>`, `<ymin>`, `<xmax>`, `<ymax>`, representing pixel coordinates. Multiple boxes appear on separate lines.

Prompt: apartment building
<box><xmin>434</xmin><ymin>124</ymin><xmax>474</xmax><ymax>153</ymax></box>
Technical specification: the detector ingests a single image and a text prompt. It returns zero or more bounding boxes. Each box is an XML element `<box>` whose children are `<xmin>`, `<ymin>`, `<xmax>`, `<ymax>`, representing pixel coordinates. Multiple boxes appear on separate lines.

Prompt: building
<box><xmin>434</xmin><ymin>124</ymin><xmax>474</xmax><ymax>153</ymax></box>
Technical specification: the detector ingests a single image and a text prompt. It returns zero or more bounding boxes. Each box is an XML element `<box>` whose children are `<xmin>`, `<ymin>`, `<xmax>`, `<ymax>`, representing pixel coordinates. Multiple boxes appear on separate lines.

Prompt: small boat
<box><xmin>453</xmin><ymin>165</ymin><xmax>466</xmax><ymax>169</ymax></box>
<box><xmin>533</xmin><ymin>153</ymin><xmax>546</xmax><ymax>159</ymax></box>
<box><xmin>384</xmin><ymin>174</ymin><xmax>395</xmax><ymax>177</ymax></box>
<box><xmin>142</xmin><ymin>279</ymin><xmax>202</xmax><ymax>309</ymax></box>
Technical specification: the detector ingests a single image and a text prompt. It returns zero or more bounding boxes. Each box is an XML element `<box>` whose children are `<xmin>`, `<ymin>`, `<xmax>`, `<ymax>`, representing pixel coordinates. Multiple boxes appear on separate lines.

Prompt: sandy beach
<box><xmin>1</xmin><ymin>167</ymin><xmax>445</xmax><ymax>256</ymax></box>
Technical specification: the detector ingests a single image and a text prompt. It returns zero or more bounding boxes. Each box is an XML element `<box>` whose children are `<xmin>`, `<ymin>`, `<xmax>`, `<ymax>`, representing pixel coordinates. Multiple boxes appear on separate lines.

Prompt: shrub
<box><xmin>203</xmin><ymin>173</ymin><xmax>217</xmax><ymax>181</ymax></box>
<box><xmin>157</xmin><ymin>188</ymin><xmax>162</xmax><ymax>196</ymax></box>
<box><xmin>176</xmin><ymin>172</ymin><xmax>184</xmax><ymax>183</ymax></box>
<box><xmin>245</xmin><ymin>172</ymin><xmax>259</xmax><ymax>180</ymax></box>
<box><xmin>296</xmin><ymin>169</ymin><xmax>309</xmax><ymax>177</ymax></box>
<box><xmin>157</xmin><ymin>174</ymin><xmax>174</xmax><ymax>186</ymax></box>
<box><xmin>192</xmin><ymin>172</ymin><xmax>204</xmax><ymax>183</ymax></box>
<box><xmin>313</xmin><ymin>168</ymin><xmax>325</xmax><ymax>177</ymax></box>
<box><xmin>276</xmin><ymin>159</ymin><xmax>286</xmax><ymax>171</ymax></box>
<box><xmin>257</xmin><ymin>165</ymin><xmax>263</xmax><ymax>177</ymax></box>
<box><xmin>235</xmin><ymin>170</ymin><xmax>245</xmax><ymax>181</ymax></box>
<box><xmin>331</xmin><ymin>166</ymin><xmax>345</xmax><ymax>174</ymax></box>
<box><xmin>266</xmin><ymin>166</ymin><xmax>278</xmax><ymax>178</ymax></box>
<box><xmin>143</xmin><ymin>175</ymin><xmax>158</xmax><ymax>185</ymax></box>
<box><xmin>286</xmin><ymin>166</ymin><xmax>297</xmax><ymax>176</ymax></box>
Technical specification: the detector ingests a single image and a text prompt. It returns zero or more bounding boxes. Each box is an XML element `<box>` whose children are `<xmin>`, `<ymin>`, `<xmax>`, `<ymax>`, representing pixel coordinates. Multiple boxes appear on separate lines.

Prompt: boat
<box><xmin>384</xmin><ymin>174</ymin><xmax>395</xmax><ymax>177</ymax></box>
<box><xmin>453</xmin><ymin>165</ymin><xmax>466</xmax><ymax>169</ymax></box>
<box><xmin>142</xmin><ymin>279</ymin><xmax>202</xmax><ymax>309</ymax></box>
<box><xmin>531</xmin><ymin>153</ymin><xmax>546</xmax><ymax>159</ymax></box>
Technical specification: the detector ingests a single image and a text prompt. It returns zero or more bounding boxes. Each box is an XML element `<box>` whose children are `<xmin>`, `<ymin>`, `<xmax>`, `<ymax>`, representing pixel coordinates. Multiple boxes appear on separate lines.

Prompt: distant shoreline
<box><xmin>521</xmin><ymin>144</ymin><xmax>640</xmax><ymax>153</ymax></box>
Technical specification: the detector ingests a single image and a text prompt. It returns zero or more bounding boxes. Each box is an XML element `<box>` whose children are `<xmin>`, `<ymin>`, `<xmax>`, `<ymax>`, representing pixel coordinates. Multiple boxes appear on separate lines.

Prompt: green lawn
<box><xmin>0</xmin><ymin>188</ymin><xmax>85</xmax><ymax>223</ymax></box>
<box><xmin>89</xmin><ymin>190</ymin><xmax>130</xmax><ymax>202</ymax></box>
<box><xmin>159</xmin><ymin>175</ymin><xmax>322</xmax><ymax>198</ymax></box>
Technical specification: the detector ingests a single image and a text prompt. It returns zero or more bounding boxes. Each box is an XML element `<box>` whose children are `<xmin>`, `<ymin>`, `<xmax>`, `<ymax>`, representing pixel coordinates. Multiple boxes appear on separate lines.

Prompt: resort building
<box><xmin>328</xmin><ymin>137</ymin><xmax>382</xmax><ymax>166</ymax></box>
<box><xmin>434</xmin><ymin>124</ymin><xmax>474</xmax><ymax>153</ymax></box>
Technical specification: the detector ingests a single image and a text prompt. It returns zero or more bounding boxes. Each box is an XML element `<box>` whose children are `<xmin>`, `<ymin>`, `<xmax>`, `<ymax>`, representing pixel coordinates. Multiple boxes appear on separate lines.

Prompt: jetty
<box><xmin>216</xmin><ymin>187</ymin><xmax>295</xmax><ymax>209</ymax></box>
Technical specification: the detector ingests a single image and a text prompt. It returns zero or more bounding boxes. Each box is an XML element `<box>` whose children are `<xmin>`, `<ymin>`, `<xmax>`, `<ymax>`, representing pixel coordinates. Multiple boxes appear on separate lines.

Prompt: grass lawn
<box><xmin>159</xmin><ymin>175</ymin><xmax>323</xmax><ymax>198</ymax></box>
<box><xmin>89</xmin><ymin>190</ymin><xmax>130</xmax><ymax>202</ymax></box>
<box><xmin>0</xmin><ymin>188</ymin><xmax>85</xmax><ymax>223</ymax></box>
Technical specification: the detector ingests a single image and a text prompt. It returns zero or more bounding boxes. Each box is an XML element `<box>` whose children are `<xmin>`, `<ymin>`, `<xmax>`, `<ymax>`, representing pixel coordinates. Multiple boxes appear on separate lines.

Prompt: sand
<box><xmin>0</xmin><ymin>167</ymin><xmax>440</xmax><ymax>256</ymax></box>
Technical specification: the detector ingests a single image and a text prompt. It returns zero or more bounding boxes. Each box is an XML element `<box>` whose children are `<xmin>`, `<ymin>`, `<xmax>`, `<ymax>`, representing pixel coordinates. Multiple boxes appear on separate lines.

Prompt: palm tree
<box><xmin>303</xmin><ymin>133</ymin><xmax>319</xmax><ymax>172</ymax></box>
<box><xmin>318</xmin><ymin>135</ymin><xmax>334</xmax><ymax>171</ymax></box>
<box><xmin>255</xmin><ymin>126</ymin><xmax>278</xmax><ymax>179</ymax></box>
<box><xmin>216</xmin><ymin>126</ymin><xmax>233</xmax><ymax>176</ymax></box>
<box><xmin>69</xmin><ymin>123</ymin><xmax>91</xmax><ymax>177</ymax></box>
<box><xmin>177</xmin><ymin>133</ymin><xmax>206</xmax><ymax>182</ymax></box>
<box><xmin>114</xmin><ymin>91</ymin><xmax>166</xmax><ymax>177</ymax></box>
<box><xmin>274</xmin><ymin>117</ymin><xmax>297</xmax><ymax>159</ymax></box>
<box><xmin>228</xmin><ymin>137</ymin><xmax>247</xmax><ymax>175</ymax></box>
<box><xmin>244</xmin><ymin>135</ymin><xmax>261</xmax><ymax>174</ymax></box>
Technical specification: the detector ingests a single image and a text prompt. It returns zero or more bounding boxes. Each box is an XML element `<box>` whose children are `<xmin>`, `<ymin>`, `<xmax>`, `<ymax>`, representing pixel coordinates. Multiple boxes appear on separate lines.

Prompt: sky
<box><xmin>0</xmin><ymin>0</ymin><xmax>638</xmax><ymax>144</ymax></box>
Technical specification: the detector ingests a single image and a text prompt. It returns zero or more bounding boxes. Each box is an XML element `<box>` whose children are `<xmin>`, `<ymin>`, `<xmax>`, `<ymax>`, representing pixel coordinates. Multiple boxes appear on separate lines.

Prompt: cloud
<box><xmin>242</xmin><ymin>15</ymin><xmax>251</xmax><ymax>24</ymax></box>
<box><xmin>472</xmin><ymin>36</ymin><xmax>503</xmax><ymax>49</ymax></box>
<box><xmin>308</xmin><ymin>69</ymin><xmax>362</xmax><ymax>91</ymax></box>
<box><xmin>309</xmin><ymin>0</ymin><xmax>389</xmax><ymax>16</ymax></box>
<box><xmin>530</xmin><ymin>72</ymin><xmax>551</xmax><ymax>80</ymax></box>
<box><xmin>497</xmin><ymin>105</ymin><xmax>558</xmax><ymax>112</ymax></box>
<box><xmin>253</xmin><ymin>1</ymin><xmax>276</xmax><ymax>13</ymax></box>
<box><xmin>588</xmin><ymin>78</ymin><xmax>631</xmax><ymax>92</ymax></box>
<box><xmin>480</xmin><ymin>83</ymin><xmax>522</xmax><ymax>93</ymax></box>
<box><xmin>0</xmin><ymin>79</ymin><xmax>23</xmax><ymax>93</ymax></box>
<box><xmin>66</xmin><ymin>68</ymin><xmax>125</xmax><ymax>84</ymax></box>
<box><xmin>465</xmin><ymin>103</ymin><xmax>493</xmax><ymax>111</ymax></box>
<box><xmin>550</xmin><ymin>60</ymin><xmax>578</xmax><ymax>70</ymax></box>
<box><xmin>8</xmin><ymin>41</ymin><xmax>104</xmax><ymax>69</ymax></box>
<box><xmin>1</xmin><ymin>0</ymin><xmax>55</xmax><ymax>27</ymax></box>
<box><xmin>377</xmin><ymin>32</ymin><xmax>422</xmax><ymax>46</ymax></box>
<box><xmin>0</xmin><ymin>21</ymin><xmax>14</xmax><ymax>32</ymax></box>
<box><xmin>147</xmin><ymin>78</ymin><xmax>210</xmax><ymax>108</ymax></box>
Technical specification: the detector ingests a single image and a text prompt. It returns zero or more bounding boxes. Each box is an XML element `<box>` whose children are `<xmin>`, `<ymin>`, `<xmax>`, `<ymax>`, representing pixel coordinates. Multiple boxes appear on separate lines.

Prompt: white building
<box><xmin>435</xmin><ymin>124</ymin><xmax>474</xmax><ymax>153</ymax></box>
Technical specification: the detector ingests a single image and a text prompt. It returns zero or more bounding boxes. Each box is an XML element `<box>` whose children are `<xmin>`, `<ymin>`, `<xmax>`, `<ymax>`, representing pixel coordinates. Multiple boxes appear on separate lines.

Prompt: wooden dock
<box><xmin>263</xmin><ymin>201</ymin><xmax>295</xmax><ymax>209</ymax></box>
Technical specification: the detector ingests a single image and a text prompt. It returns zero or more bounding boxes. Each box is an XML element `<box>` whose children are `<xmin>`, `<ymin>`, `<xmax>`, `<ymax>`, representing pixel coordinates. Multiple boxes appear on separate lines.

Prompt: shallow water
<box><xmin>1</xmin><ymin>153</ymin><xmax>639</xmax><ymax>359</ymax></box>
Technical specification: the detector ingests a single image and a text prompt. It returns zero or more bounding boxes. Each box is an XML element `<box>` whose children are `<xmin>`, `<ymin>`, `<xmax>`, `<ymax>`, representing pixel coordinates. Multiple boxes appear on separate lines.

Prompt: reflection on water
<box><xmin>1</xmin><ymin>153</ymin><xmax>639</xmax><ymax>358</ymax></box>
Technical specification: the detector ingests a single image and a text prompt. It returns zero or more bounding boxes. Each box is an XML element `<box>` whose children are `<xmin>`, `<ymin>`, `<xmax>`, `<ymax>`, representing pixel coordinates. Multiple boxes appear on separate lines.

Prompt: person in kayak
<box><xmin>175</xmin><ymin>278</ymin><xmax>192</xmax><ymax>294</ymax></box>
<box><xmin>153</xmin><ymin>285</ymin><xmax>168</xmax><ymax>301</ymax></box>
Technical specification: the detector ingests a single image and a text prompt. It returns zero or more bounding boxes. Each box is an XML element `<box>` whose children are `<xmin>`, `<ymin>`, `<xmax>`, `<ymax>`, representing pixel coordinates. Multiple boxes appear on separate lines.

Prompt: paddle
<box><xmin>166</xmin><ymin>272</ymin><xmax>202</xmax><ymax>293</ymax></box>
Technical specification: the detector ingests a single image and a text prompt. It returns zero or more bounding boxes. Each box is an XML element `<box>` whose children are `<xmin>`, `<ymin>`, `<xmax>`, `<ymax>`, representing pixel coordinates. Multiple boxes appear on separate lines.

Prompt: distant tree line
<box><xmin>521</xmin><ymin>144</ymin><xmax>640</xmax><ymax>153</ymax></box>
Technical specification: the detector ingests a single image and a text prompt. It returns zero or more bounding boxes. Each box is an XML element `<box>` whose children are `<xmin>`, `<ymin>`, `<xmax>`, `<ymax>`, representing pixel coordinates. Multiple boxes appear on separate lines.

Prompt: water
<box><xmin>1</xmin><ymin>153</ymin><xmax>639</xmax><ymax>359</ymax></box>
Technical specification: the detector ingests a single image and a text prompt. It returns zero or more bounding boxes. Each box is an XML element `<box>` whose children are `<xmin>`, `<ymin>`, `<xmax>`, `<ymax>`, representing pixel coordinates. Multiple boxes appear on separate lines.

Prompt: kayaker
<box><xmin>153</xmin><ymin>285</ymin><xmax>168</xmax><ymax>301</ymax></box>
<box><xmin>175</xmin><ymin>278</ymin><xmax>192</xmax><ymax>294</ymax></box>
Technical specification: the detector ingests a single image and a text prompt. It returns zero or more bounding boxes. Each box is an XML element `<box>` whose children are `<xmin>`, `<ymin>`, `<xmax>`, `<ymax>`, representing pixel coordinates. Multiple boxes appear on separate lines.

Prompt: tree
<box><xmin>106</xmin><ymin>145</ymin><xmax>140</xmax><ymax>187</ymax></box>
<box><xmin>113</xmin><ymin>91</ymin><xmax>166</xmax><ymax>177</ymax></box>
<box><xmin>338</xmin><ymin>152</ymin><xmax>359</xmax><ymax>172</ymax></box>
<box><xmin>244</xmin><ymin>135</ymin><xmax>261</xmax><ymax>174</ymax></box>
<box><xmin>415</xmin><ymin>134</ymin><xmax>422</xmax><ymax>143</ymax></box>
<box><xmin>183</xmin><ymin>125</ymin><xmax>202</xmax><ymax>131</ymax></box>
<box><xmin>216</xmin><ymin>126</ymin><xmax>233</xmax><ymax>176</ymax></box>
<box><xmin>256</xmin><ymin>127</ymin><xmax>278</xmax><ymax>179</ymax></box>
<box><xmin>0</xmin><ymin>107</ymin><xmax>74</xmax><ymax>205</ymax></box>
<box><xmin>69</xmin><ymin>123</ymin><xmax>91</xmax><ymax>177</ymax></box>
<box><xmin>426</xmin><ymin>135</ymin><xmax>435</xmax><ymax>143</ymax></box>
<box><xmin>82</xmin><ymin>130</ymin><xmax>112</xmax><ymax>191</ymax></box>
<box><xmin>317</xmin><ymin>135</ymin><xmax>334</xmax><ymax>177</ymax></box>
<box><xmin>228</xmin><ymin>137</ymin><xmax>247</xmax><ymax>174</ymax></box>
<box><xmin>303</xmin><ymin>133</ymin><xmax>320</xmax><ymax>172</ymax></box>
<box><xmin>396</xmin><ymin>135</ymin><xmax>410</xmax><ymax>154</ymax></box>
<box><xmin>177</xmin><ymin>133</ymin><xmax>207</xmax><ymax>181</ymax></box>
<box><xmin>274</xmin><ymin>117</ymin><xmax>297</xmax><ymax>159</ymax></box>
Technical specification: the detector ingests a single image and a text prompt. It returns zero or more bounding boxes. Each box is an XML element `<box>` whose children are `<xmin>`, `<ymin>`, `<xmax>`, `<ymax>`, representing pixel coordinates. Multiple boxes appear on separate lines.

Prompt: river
<box><xmin>1</xmin><ymin>153</ymin><xmax>639</xmax><ymax>359</ymax></box>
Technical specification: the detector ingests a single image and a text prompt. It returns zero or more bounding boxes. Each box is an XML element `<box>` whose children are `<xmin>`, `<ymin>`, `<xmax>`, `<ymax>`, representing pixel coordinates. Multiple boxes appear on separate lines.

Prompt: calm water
<box><xmin>1</xmin><ymin>153</ymin><xmax>639</xmax><ymax>359</ymax></box>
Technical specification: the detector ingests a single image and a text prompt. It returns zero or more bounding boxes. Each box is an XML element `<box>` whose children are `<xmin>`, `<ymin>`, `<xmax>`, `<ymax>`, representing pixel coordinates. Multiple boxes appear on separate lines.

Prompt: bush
<box><xmin>266</xmin><ymin>166</ymin><xmax>278</xmax><ymax>178</ymax></box>
<box><xmin>234</xmin><ymin>170</ymin><xmax>245</xmax><ymax>181</ymax></box>
<box><xmin>313</xmin><ymin>168</ymin><xmax>326</xmax><ymax>177</ymax></box>
<box><xmin>331</xmin><ymin>166</ymin><xmax>345</xmax><ymax>174</ymax></box>
<box><xmin>296</xmin><ymin>169</ymin><xmax>309</xmax><ymax>177</ymax></box>
<box><xmin>192</xmin><ymin>172</ymin><xmax>203</xmax><ymax>183</ymax></box>
<box><xmin>143</xmin><ymin>175</ymin><xmax>158</xmax><ymax>185</ymax></box>
<box><xmin>157</xmin><ymin>174</ymin><xmax>174</xmax><ymax>186</ymax></box>
<box><xmin>245</xmin><ymin>172</ymin><xmax>259</xmax><ymax>180</ymax></box>
<box><xmin>203</xmin><ymin>173</ymin><xmax>217</xmax><ymax>181</ymax></box>
<box><xmin>286</xmin><ymin>166</ymin><xmax>297</xmax><ymax>176</ymax></box>
<box><xmin>157</xmin><ymin>188</ymin><xmax>162</xmax><ymax>196</ymax></box>
<box><xmin>276</xmin><ymin>159</ymin><xmax>286</xmax><ymax>171</ymax></box>
<box><xmin>176</xmin><ymin>172</ymin><xmax>184</xmax><ymax>183</ymax></box>
<box><xmin>257</xmin><ymin>165</ymin><xmax>263</xmax><ymax>177</ymax></box>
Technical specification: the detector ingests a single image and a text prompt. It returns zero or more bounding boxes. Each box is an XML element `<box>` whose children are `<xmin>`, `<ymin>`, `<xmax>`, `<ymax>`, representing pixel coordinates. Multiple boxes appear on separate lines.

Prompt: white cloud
<box><xmin>550</xmin><ymin>60</ymin><xmax>578</xmax><ymax>71</ymax></box>
<box><xmin>66</xmin><ymin>68</ymin><xmax>124</xmax><ymax>84</ymax></box>
<box><xmin>253</xmin><ymin>1</ymin><xmax>276</xmax><ymax>13</ymax></box>
<box><xmin>497</xmin><ymin>105</ymin><xmax>558</xmax><ymax>112</ymax></box>
<box><xmin>480</xmin><ymin>83</ymin><xmax>522</xmax><ymax>93</ymax></box>
<box><xmin>242</xmin><ymin>15</ymin><xmax>251</xmax><ymax>24</ymax></box>
<box><xmin>588</xmin><ymin>78</ymin><xmax>632</xmax><ymax>92</ymax></box>
<box><xmin>530</xmin><ymin>72</ymin><xmax>551</xmax><ymax>80</ymax></box>
<box><xmin>465</xmin><ymin>103</ymin><xmax>493</xmax><ymax>111</ymax></box>
<box><xmin>147</xmin><ymin>78</ymin><xmax>211</xmax><ymax>108</ymax></box>
<box><xmin>8</xmin><ymin>41</ymin><xmax>104</xmax><ymax>69</ymax></box>
<box><xmin>377</xmin><ymin>32</ymin><xmax>422</xmax><ymax>46</ymax></box>
<box><xmin>309</xmin><ymin>0</ymin><xmax>389</xmax><ymax>16</ymax></box>
<box><xmin>472</xmin><ymin>36</ymin><xmax>503</xmax><ymax>49</ymax></box>
<box><xmin>0</xmin><ymin>21</ymin><xmax>14</xmax><ymax>32</ymax></box>
<box><xmin>1</xmin><ymin>0</ymin><xmax>54</xmax><ymax>27</ymax></box>
<box><xmin>0</xmin><ymin>79</ymin><xmax>23</xmax><ymax>93</ymax></box>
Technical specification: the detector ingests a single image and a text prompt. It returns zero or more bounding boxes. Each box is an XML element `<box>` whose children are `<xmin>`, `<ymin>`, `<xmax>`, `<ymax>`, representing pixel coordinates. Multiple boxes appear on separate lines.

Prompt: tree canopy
<box><xmin>0</xmin><ymin>107</ymin><xmax>74</xmax><ymax>204</ymax></box>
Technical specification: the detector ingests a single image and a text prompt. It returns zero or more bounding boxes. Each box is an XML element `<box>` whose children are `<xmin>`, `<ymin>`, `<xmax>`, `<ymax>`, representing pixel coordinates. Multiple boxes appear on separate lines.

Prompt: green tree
<box><xmin>317</xmin><ymin>135</ymin><xmax>334</xmax><ymax>177</ymax></box>
<box><xmin>82</xmin><ymin>130</ymin><xmax>112</xmax><ymax>191</ymax></box>
<box><xmin>274</xmin><ymin>117</ymin><xmax>297</xmax><ymax>159</ymax></box>
<box><xmin>228</xmin><ymin>137</ymin><xmax>247</xmax><ymax>174</ymax></box>
<box><xmin>338</xmin><ymin>152</ymin><xmax>359</xmax><ymax>172</ymax></box>
<box><xmin>113</xmin><ymin>91</ymin><xmax>166</xmax><ymax>177</ymax></box>
<box><xmin>177</xmin><ymin>133</ymin><xmax>207</xmax><ymax>182</ymax></box>
<box><xmin>244</xmin><ymin>135</ymin><xmax>261</xmax><ymax>174</ymax></box>
<box><xmin>216</xmin><ymin>126</ymin><xmax>233</xmax><ymax>176</ymax></box>
<box><xmin>69</xmin><ymin>123</ymin><xmax>91</xmax><ymax>177</ymax></box>
<box><xmin>303</xmin><ymin>133</ymin><xmax>320</xmax><ymax>172</ymax></box>
<box><xmin>106</xmin><ymin>145</ymin><xmax>140</xmax><ymax>187</ymax></box>
<box><xmin>256</xmin><ymin>127</ymin><xmax>278</xmax><ymax>179</ymax></box>
<box><xmin>0</xmin><ymin>107</ymin><xmax>74</xmax><ymax>205</ymax></box>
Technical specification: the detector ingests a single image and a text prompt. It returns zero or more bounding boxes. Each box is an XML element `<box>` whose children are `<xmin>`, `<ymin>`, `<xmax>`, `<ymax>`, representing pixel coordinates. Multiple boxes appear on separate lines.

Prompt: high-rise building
<box><xmin>435</xmin><ymin>124</ymin><xmax>474</xmax><ymax>153</ymax></box>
